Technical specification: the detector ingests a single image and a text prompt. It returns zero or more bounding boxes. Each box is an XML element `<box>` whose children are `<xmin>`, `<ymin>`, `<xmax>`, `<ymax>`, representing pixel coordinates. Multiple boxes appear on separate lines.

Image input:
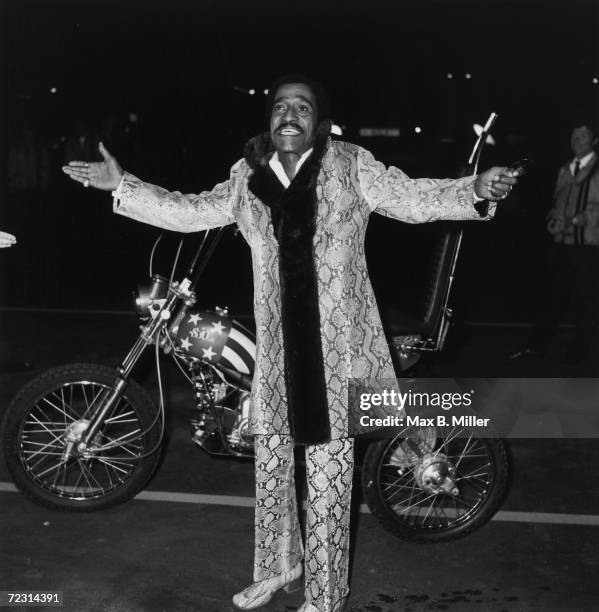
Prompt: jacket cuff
<box><xmin>111</xmin><ymin>174</ymin><xmax>126</xmax><ymax>209</ymax></box>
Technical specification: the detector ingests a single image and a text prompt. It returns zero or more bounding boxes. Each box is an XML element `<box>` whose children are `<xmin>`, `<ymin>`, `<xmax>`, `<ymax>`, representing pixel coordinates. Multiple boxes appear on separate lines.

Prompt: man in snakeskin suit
<box><xmin>63</xmin><ymin>74</ymin><xmax>518</xmax><ymax>612</ymax></box>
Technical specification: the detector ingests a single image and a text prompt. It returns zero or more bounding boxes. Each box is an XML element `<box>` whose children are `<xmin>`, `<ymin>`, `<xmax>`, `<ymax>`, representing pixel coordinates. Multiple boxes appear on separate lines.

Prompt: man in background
<box><xmin>510</xmin><ymin>124</ymin><xmax>599</xmax><ymax>367</ymax></box>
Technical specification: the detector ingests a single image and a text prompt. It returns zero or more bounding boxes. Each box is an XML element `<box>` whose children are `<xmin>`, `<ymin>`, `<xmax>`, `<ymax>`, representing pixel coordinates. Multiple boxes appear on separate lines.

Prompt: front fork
<box><xmin>77</xmin><ymin>285</ymin><xmax>190</xmax><ymax>453</ymax></box>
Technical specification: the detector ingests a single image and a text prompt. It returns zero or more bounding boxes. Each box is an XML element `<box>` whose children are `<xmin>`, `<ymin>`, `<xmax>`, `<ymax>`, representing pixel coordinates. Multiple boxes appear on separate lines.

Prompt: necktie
<box><xmin>573</xmin><ymin>160</ymin><xmax>580</xmax><ymax>177</ymax></box>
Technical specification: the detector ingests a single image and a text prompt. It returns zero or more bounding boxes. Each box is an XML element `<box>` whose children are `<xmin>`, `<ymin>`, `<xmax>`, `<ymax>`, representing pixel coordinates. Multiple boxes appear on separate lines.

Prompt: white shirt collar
<box><xmin>570</xmin><ymin>151</ymin><xmax>596</xmax><ymax>175</ymax></box>
<box><xmin>269</xmin><ymin>148</ymin><xmax>314</xmax><ymax>188</ymax></box>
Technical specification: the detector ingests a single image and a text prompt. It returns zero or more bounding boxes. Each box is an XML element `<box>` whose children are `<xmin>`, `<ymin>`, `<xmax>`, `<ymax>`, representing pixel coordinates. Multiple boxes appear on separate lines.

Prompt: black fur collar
<box><xmin>244</xmin><ymin>121</ymin><xmax>333</xmax><ymax>444</ymax></box>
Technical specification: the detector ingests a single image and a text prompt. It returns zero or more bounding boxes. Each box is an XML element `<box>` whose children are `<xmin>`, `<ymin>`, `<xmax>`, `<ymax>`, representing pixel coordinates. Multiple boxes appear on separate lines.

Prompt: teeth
<box><xmin>280</xmin><ymin>128</ymin><xmax>300</xmax><ymax>135</ymax></box>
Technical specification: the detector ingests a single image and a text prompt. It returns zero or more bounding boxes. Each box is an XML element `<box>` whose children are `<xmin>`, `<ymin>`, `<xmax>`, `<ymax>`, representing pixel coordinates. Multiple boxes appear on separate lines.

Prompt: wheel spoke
<box><xmin>437</xmin><ymin>426</ymin><xmax>467</xmax><ymax>452</ymax></box>
<box><xmin>81</xmin><ymin>385</ymin><xmax>91</xmax><ymax>417</ymax></box>
<box><xmin>35</xmin><ymin>459</ymin><xmax>67</xmax><ymax>479</ymax></box>
<box><xmin>76</xmin><ymin>460</ymin><xmax>96</xmax><ymax>491</ymax></box>
<box><xmin>392</xmin><ymin>491</ymin><xmax>438</xmax><ymax>515</ymax></box>
<box><xmin>457</xmin><ymin>462</ymin><xmax>491</xmax><ymax>480</ymax></box>
<box><xmin>82</xmin><ymin>385</ymin><xmax>109</xmax><ymax>419</ymax></box>
<box><xmin>454</xmin><ymin>433</ymin><xmax>474</xmax><ymax>469</ymax></box>
<box><xmin>27</xmin><ymin>414</ymin><xmax>66</xmax><ymax>445</ymax></box>
<box><xmin>104</xmin><ymin>410</ymin><xmax>138</xmax><ymax>425</ymax></box>
<box><xmin>21</xmin><ymin>438</ymin><xmax>64</xmax><ymax>460</ymax></box>
<box><xmin>95</xmin><ymin>456</ymin><xmax>131</xmax><ymax>475</ymax></box>
<box><xmin>40</xmin><ymin>396</ymin><xmax>76</xmax><ymax>423</ymax></box>
<box><xmin>376</xmin><ymin>433</ymin><xmax>499</xmax><ymax>532</ymax></box>
<box><xmin>456</xmin><ymin>471</ymin><xmax>491</xmax><ymax>483</ymax></box>
<box><xmin>16</xmin><ymin>377</ymin><xmax>149</xmax><ymax>501</ymax></box>
<box><xmin>94</xmin><ymin>429</ymin><xmax>143</xmax><ymax>452</ymax></box>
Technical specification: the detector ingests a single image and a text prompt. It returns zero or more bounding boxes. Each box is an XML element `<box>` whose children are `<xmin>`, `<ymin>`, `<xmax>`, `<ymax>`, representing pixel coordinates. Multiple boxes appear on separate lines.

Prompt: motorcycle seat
<box><xmin>379</xmin><ymin>306</ymin><xmax>429</xmax><ymax>337</ymax></box>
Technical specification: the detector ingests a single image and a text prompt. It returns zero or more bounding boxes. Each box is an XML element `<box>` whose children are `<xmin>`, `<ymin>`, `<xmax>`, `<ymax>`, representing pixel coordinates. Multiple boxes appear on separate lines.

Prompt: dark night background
<box><xmin>1</xmin><ymin>0</ymin><xmax>598</xmax><ymax>324</ymax></box>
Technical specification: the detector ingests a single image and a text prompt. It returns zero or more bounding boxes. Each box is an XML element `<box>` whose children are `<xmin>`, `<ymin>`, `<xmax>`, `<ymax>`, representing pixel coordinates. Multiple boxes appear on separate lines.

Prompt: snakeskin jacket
<box><xmin>113</xmin><ymin>130</ymin><xmax>493</xmax><ymax>443</ymax></box>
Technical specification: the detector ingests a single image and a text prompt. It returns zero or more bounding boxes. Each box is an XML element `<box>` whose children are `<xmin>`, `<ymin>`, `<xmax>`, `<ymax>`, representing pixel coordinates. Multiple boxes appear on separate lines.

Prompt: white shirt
<box><xmin>570</xmin><ymin>151</ymin><xmax>595</xmax><ymax>176</ymax></box>
<box><xmin>268</xmin><ymin>148</ymin><xmax>313</xmax><ymax>188</ymax></box>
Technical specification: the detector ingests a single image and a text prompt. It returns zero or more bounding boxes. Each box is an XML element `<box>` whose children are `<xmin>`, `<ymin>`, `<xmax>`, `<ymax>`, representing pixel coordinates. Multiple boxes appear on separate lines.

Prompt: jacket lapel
<box><xmin>244</xmin><ymin>121</ymin><xmax>333</xmax><ymax>444</ymax></box>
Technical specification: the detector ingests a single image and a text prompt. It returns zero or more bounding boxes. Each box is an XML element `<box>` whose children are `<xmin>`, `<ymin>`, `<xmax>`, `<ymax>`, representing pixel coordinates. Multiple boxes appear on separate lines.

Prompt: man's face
<box><xmin>270</xmin><ymin>82</ymin><xmax>317</xmax><ymax>156</ymax></box>
<box><xmin>570</xmin><ymin>126</ymin><xmax>596</xmax><ymax>158</ymax></box>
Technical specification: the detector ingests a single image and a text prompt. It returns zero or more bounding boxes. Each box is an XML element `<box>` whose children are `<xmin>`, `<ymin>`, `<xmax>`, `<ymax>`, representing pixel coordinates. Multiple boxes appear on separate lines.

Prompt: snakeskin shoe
<box><xmin>232</xmin><ymin>562</ymin><xmax>302</xmax><ymax>610</ymax></box>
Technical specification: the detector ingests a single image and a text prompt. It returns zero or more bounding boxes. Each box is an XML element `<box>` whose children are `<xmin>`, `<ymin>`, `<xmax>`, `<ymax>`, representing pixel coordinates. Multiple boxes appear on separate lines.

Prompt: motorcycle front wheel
<box><xmin>362</xmin><ymin>428</ymin><xmax>510</xmax><ymax>542</ymax></box>
<box><xmin>3</xmin><ymin>363</ymin><xmax>162</xmax><ymax>511</ymax></box>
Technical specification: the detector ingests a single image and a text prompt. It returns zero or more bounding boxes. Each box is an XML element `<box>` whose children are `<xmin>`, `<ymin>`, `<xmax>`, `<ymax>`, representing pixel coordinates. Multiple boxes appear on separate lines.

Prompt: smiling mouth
<box><xmin>277</xmin><ymin>125</ymin><xmax>303</xmax><ymax>136</ymax></box>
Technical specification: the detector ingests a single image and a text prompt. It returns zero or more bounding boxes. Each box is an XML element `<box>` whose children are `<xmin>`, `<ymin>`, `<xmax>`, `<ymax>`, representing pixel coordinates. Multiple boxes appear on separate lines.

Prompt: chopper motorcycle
<box><xmin>2</xmin><ymin>222</ymin><xmax>509</xmax><ymax>543</ymax></box>
<box><xmin>2</xmin><ymin>115</ymin><xmax>510</xmax><ymax>542</ymax></box>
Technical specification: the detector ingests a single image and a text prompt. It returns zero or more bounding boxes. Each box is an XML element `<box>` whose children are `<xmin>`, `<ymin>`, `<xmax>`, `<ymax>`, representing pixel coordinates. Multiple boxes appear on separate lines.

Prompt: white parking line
<box><xmin>1</xmin><ymin>481</ymin><xmax>599</xmax><ymax>525</ymax></box>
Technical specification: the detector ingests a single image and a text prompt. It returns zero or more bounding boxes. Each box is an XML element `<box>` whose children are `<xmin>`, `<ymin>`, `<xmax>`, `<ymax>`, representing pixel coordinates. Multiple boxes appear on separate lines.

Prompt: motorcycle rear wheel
<box><xmin>3</xmin><ymin>363</ymin><xmax>162</xmax><ymax>511</ymax></box>
<box><xmin>362</xmin><ymin>429</ymin><xmax>510</xmax><ymax>542</ymax></box>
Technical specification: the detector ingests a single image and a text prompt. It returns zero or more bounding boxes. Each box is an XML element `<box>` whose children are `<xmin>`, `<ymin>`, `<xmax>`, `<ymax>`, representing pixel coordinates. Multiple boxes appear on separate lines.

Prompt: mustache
<box><xmin>275</xmin><ymin>121</ymin><xmax>304</xmax><ymax>134</ymax></box>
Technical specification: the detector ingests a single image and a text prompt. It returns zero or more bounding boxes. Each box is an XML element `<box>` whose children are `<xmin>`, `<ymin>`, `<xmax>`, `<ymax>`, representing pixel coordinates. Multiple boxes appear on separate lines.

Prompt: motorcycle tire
<box><xmin>361</xmin><ymin>430</ymin><xmax>510</xmax><ymax>543</ymax></box>
<box><xmin>3</xmin><ymin>363</ymin><xmax>162</xmax><ymax>512</ymax></box>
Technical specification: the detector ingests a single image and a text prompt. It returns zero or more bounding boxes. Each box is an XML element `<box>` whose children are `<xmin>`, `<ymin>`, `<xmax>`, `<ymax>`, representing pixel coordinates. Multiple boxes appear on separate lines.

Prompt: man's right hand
<box><xmin>62</xmin><ymin>142</ymin><xmax>124</xmax><ymax>191</ymax></box>
<box><xmin>0</xmin><ymin>231</ymin><xmax>16</xmax><ymax>248</ymax></box>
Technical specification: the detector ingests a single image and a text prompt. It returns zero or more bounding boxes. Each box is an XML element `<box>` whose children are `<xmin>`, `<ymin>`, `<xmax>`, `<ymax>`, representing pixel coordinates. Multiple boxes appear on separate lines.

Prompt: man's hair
<box><xmin>572</xmin><ymin>123</ymin><xmax>597</xmax><ymax>138</ymax></box>
<box><xmin>265</xmin><ymin>73</ymin><xmax>331</xmax><ymax>124</ymax></box>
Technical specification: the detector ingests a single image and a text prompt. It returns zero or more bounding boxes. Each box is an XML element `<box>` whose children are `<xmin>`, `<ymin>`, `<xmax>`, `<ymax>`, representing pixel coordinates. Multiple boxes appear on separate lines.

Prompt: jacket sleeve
<box><xmin>356</xmin><ymin>146</ymin><xmax>496</xmax><ymax>222</ymax></box>
<box><xmin>112</xmin><ymin>159</ymin><xmax>245</xmax><ymax>232</ymax></box>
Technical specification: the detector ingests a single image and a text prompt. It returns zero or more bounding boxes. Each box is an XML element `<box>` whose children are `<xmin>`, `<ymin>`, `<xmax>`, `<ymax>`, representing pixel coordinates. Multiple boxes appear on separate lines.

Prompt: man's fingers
<box><xmin>495</xmin><ymin>175</ymin><xmax>518</xmax><ymax>185</ymax></box>
<box><xmin>67</xmin><ymin>161</ymin><xmax>90</xmax><ymax>168</ymax></box>
<box><xmin>62</xmin><ymin>166</ymin><xmax>88</xmax><ymax>179</ymax></box>
<box><xmin>485</xmin><ymin>179</ymin><xmax>513</xmax><ymax>200</ymax></box>
<box><xmin>476</xmin><ymin>166</ymin><xmax>521</xmax><ymax>201</ymax></box>
<box><xmin>62</xmin><ymin>167</ymin><xmax>92</xmax><ymax>186</ymax></box>
<box><xmin>0</xmin><ymin>231</ymin><xmax>16</xmax><ymax>242</ymax></box>
<box><xmin>490</xmin><ymin>181</ymin><xmax>512</xmax><ymax>192</ymax></box>
<box><xmin>98</xmin><ymin>141</ymin><xmax>112</xmax><ymax>161</ymax></box>
<box><xmin>489</xmin><ymin>168</ymin><xmax>518</xmax><ymax>184</ymax></box>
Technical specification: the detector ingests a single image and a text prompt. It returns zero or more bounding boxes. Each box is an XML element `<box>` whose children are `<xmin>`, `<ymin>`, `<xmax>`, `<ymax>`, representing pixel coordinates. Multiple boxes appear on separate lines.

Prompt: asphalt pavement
<box><xmin>1</xmin><ymin>310</ymin><xmax>598</xmax><ymax>612</ymax></box>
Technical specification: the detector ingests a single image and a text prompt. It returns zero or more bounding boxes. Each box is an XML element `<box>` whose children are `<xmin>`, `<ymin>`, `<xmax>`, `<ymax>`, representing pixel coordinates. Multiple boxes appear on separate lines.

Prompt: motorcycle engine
<box><xmin>191</xmin><ymin>385</ymin><xmax>253</xmax><ymax>454</ymax></box>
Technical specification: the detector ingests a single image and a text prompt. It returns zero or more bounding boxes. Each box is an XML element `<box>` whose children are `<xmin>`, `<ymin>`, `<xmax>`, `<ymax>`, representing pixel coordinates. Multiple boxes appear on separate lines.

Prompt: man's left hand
<box><xmin>474</xmin><ymin>167</ymin><xmax>522</xmax><ymax>201</ymax></box>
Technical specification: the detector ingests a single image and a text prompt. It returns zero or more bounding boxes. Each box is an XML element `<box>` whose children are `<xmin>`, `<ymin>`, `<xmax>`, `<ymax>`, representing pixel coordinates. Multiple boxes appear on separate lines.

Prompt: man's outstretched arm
<box><xmin>357</xmin><ymin>146</ymin><xmax>519</xmax><ymax>223</ymax></box>
<box><xmin>62</xmin><ymin>143</ymin><xmax>241</xmax><ymax>232</ymax></box>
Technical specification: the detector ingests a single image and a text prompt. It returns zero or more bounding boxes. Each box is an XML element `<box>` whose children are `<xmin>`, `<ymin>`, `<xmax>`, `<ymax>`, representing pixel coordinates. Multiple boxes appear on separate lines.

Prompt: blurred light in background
<box><xmin>446</xmin><ymin>73</ymin><xmax>453</xmax><ymax>79</ymax></box>
<box><xmin>415</xmin><ymin>126</ymin><xmax>422</xmax><ymax>134</ymax></box>
<box><xmin>249</xmin><ymin>89</ymin><xmax>256</xmax><ymax>95</ymax></box>
<box><xmin>50</xmin><ymin>87</ymin><xmax>57</xmax><ymax>93</ymax></box>
<box><xmin>331</xmin><ymin>124</ymin><xmax>343</xmax><ymax>136</ymax></box>
<box><xmin>359</xmin><ymin>128</ymin><xmax>400</xmax><ymax>137</ymax></box>
<box><xmin>465</xmin><ymin>73</ymin><xmax>472</xmax><ymax>79</ymax></box>
<box><xmin>263</xmin><ymin>89</ymin><xmax>269</xmax><ymax>95</ymax></box>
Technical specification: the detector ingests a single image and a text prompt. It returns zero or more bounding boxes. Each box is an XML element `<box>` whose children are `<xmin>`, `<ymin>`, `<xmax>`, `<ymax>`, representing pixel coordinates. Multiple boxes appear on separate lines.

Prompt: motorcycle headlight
<box><xmin>134</xmin><ymin>274</ymin><xmax>169</xmax><ymax>321</ymax></box>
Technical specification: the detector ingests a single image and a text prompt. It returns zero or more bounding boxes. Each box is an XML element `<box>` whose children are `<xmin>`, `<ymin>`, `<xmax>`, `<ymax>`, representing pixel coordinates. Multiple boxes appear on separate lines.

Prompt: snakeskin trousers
<box><xmin>254</xmin><ymin>434</ymin><xmax>354</xmax><ymax>612</ymax></box>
